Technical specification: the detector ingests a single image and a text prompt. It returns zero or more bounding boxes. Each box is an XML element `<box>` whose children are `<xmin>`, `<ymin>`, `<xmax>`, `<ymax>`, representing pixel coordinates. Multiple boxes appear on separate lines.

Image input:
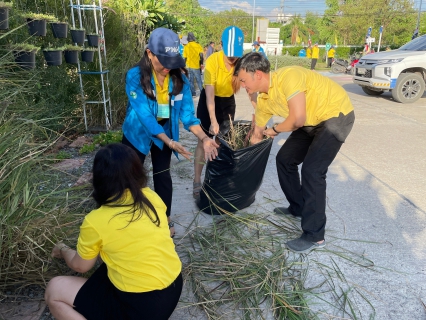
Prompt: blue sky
<box><xmin>198</xmin><ymin>0</ymin><xmax>328</xmax><ymax>20</ymax></box>
<box><xmin>198</xmin><ymin>0</ymin><xmax>424</xmax><ymax>21</ymax></box>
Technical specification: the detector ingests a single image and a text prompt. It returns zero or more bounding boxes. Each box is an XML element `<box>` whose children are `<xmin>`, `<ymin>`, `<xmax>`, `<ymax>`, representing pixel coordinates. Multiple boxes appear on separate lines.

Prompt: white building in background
<box><xmin>265</xmin><ymin>28</ymin><xmax>281</xmax><ymax>55</ymax></box>
<box><xmin>277</xmin><ymin>13</ymin><xmax>294</xmax><ymax>25</ymax></box>
<box><xmin>249</xmin><ymin>19</ymin><xmax>284</xmax><ymax>56</ymax></box>
<box><xmin>255</xmin><ymin>18</ymin><xmax>269</xmax><ymax>43</ymax></box>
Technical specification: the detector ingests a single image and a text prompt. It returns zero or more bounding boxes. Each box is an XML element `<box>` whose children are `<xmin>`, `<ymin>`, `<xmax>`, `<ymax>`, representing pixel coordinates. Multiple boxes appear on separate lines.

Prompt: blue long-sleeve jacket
<box><xmin>122</xmin><ymin>66</ymin><xmax>200</xmax><ymax>157</ymax></box>
<box><xmin>252</xmin><ymin>46</ymin><xmax>267</xmax><ymax>59</ymax></box>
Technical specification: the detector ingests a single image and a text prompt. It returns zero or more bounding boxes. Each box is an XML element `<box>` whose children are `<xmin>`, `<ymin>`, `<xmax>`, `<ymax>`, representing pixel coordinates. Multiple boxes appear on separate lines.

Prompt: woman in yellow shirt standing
<box><xmin>311</xmin><ymin>42</ymin><xmax>320</xmax><ymax>70</ymax></box>
<box><xmin>327</xmin><ymin>45</ymin><xmax>335</xmax><ymax>68</ymax></box>
<box><xmin>306</xmin><ymin>45</ymin><xmax>312</xmax><ymax>59</ymax></box>
<box><xmin>193</xmin><ymin>26</ymin><xmax>244</xmax><ymax>198</ymax></box>
<box><xmin>45</xmin><ymin>144</ymin><xmax>183</xmax><ymax>319</ymax></box>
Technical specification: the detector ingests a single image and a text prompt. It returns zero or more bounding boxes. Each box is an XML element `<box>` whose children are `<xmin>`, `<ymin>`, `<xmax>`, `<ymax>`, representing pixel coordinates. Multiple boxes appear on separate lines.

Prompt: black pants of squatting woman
<box><xmin>196</xmin><ymin>88</ymin><xmax>236</xmax><ymax>136</ymax></box>
<box><xmin>276</xmin><ymin>111</ymin><xmax>355</xmax><ymax>242</ymax></box>
<box><xmin>122</xmin><ymin>119</ymin><xmax>173</xmax><ymax>217</ymax></box>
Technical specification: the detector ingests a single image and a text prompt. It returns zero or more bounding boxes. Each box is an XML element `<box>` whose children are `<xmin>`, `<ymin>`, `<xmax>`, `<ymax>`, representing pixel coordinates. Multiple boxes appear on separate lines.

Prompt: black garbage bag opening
<box><xmin>197</xmin><ymin>121</ymin><xmax>272</xmax><ymax>215</ymax></box>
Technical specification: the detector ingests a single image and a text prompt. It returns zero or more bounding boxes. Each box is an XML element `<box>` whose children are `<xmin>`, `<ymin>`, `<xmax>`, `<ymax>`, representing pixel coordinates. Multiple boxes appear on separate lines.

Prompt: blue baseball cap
<box><xmin>252</xmin><ymin>41</ymin><xmax>260</xmax><ymax>46</ymax></box>
<box><xmin>221</xmin><ymin>26</ymin><xmax>244</xmax><ymax>58</ymax></box>
<box><xmin>147</xmin><ymin>28</ymin><xmax>185</xmax><ymax>70</ymax></box>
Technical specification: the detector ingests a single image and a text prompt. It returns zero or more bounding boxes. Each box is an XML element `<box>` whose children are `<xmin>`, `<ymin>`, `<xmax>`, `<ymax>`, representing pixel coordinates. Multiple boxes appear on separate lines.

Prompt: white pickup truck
<box><xmin>353</xmin><ymin>35</ymin><xmax>426</xmax><ymax>103</ymax></box>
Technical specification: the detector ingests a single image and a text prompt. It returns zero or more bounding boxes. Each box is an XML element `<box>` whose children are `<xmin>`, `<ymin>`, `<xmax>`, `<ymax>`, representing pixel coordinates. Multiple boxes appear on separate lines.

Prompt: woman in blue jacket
<box><xmin>122</xmin><ymin>28</ymin><xmax>218</xmax><ymax>237</ymax></box>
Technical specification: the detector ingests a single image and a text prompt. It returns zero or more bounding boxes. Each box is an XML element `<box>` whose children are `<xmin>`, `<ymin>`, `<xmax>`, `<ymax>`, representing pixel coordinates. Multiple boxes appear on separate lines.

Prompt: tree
<box><xmin>280</xmin><ymin>14</ymin><xmax>313</xmax><ymax>45</ymax></box>
<box><xmin>204</xmin><ymin>9</ymin><xmax>254</xmax><ymax>46</ymax></box>
<box><xmin>320</xmin><ymin>0</ymin><xmax>417</xmax><ymax>46</ymax></box>
<box><xmin>165</xmin><ymin>0</ymin><xmax>212</xmax><ymax>46</ymax></box>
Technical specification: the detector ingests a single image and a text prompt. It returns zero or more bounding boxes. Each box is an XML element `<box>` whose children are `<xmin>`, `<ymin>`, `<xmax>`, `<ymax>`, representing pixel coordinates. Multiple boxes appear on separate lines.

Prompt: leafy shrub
<box><xmin>269</xmin><ymin>55</ymin><xmax>311</xmax><ymax>70</ymax></box>
<box><xmin>335</xmin><ymin>47</ymin><xmax>351</xmax><ymax>59</ymax></box>
<box><xmin>93</xmin><ymin>130</ymin><xmax>123</xmax><ymax>146</ymax></box>
<box><xmin>79</xmin><ymin>143</ymin><xmax>96</xmax><ymax>155</ymax></box>
<box><xmin>79</xmin><ymin>131</ymin><xmax>123</xmax><ymax>154</ymax></box>
<box><xmin>282</xmin><ymin>46</ymin><xmax>304</xmax><ymax>56</ymax></box>
<box><xmin>56</xmin><ymin>150</ymin><xmax>71</xmax><ymax>160</ymax></box>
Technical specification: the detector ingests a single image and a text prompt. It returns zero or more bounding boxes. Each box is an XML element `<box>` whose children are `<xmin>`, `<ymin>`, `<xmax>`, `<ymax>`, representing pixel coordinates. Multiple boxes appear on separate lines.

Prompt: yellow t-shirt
<box><xmin>255</xmin><ymin>66</ymin><xmax>354</xmax><ymax>127</ymax></box>
<box><xmin>306</xmin><ymin>48</ymin><xmax>312</xmax><ymax>58</ymax></box>
<box><xmin>152</xmin><ymin>71</ymin><xmax>170</xmax><ymax>120</ymax></box>
<box><xmin>203</xmin><ymin>50</ymin><xmax>234</xmax><ymax>97</ymax></box>
<box><xmin>312</xmin><ymin>46</ymin><xmax>320</xmax><ymax>59</ymax></box>
<box><xmin>77</xmin><ymin>187</ymin><xmax>181</xmax><ymax>293</ymax></box>
<box><xmin>328</xmin><ymin>48</ymin><xmax>335</xmax><ymax>58</ymax></box>
<box><xmin>183</xmin><ymin>41</ymin><xmax>203</xmax><ymax>69</ymax></box>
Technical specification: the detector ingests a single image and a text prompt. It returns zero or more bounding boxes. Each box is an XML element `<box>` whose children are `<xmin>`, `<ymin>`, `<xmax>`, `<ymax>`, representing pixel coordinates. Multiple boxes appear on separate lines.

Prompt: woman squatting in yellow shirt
<box><xmin>45</xmin><ymin>144</ymin><xmax>183</xmax><ymax>319</ymax></box>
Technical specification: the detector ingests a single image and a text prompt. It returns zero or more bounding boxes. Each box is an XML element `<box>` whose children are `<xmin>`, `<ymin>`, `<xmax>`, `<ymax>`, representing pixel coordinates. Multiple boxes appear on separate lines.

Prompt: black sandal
<box><xmin>193</xmin><ymin>182</ymin><xmax>202</xmax><ymax>199</ymax></box>
<box><xmin>168</xmin><ymin>221</ymin><xmax>175</xmax><ymax>238</ymax></box>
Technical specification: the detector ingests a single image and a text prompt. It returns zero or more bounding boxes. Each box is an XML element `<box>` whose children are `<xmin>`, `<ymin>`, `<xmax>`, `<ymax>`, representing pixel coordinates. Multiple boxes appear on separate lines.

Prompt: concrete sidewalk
<box><xmin>168</xmin><ymin>75</ymin><xmax>426</xmax><ymax>319</ymax></box>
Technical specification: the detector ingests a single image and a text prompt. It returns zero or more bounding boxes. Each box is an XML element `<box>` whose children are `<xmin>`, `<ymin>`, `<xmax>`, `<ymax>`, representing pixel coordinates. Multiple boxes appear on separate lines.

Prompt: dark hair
<box><xmin>210</xmin><ymin>41</ymin><xmax>215</xmax><ymax>45</ymax></box>
<box><xmin>92</xmin><ymin>143</ymin><xmax>160</xmax><ymax>226</ymax></box>
<box><xmin>234</xmin><ymin>52</ymin><xmax>270</xmax><ymax>76</ymax></box>
<box><xmin>138</xmin><ymin>50</ymin><xmax>187</xmax><ymax>100</ymax></box>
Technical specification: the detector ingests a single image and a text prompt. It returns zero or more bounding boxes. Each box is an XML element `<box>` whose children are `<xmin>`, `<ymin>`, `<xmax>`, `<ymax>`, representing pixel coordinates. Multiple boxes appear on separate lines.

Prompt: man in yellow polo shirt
<box><xmin>311</xmin><ymin>42</ymin><xmax>320</xmax><ymax>70</ymax></box>
<box><xmin>183</xmin><ymin>32</ymin><xmax>204</xmax><ymax>97</ymax></box>
<box><xmin>234</xmin><ymin>52</ymin><xmax>355</xmax><ymax>253</ymax></box>
<box><xmin>327</xmin><ymin>45</ymin><xmax>335</xmax><ymax>68</ymax></box>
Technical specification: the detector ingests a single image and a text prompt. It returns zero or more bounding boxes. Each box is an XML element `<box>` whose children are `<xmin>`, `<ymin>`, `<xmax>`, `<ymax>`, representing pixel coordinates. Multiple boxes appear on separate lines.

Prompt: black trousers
<box><xmin>310</xmin><ymin>58</ymin><xmax>317</xmax><ymax>70</ymax></box>
<box><xmin>276</xmin><ymin>112</ymin><xmax>355</xmax><ymax>242</ymax></box>
<box><xmin>122</xmin><ymin>134</ymin><xmax>173</xmax><ymax>217</ymax></box>
<box><xmin>74</xmin><ymin>263</ymin><xmax>183</xmax><ymax>320</ymax></box>
<box><xmin>196</xmin><ymin>88</ymin><xmax>236</xmax><ymax>136</ymax></box>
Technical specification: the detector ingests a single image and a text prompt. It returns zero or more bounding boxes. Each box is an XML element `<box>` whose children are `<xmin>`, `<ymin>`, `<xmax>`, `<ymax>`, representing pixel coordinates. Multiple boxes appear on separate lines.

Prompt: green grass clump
<box><xmin>79</xmin><ymin>131</ymin><xmax>123</xmax><ymax>154</ymax></box>
<box><xmin>55</xmin><ymin>150</ymin><xmax>71</xmax><ymax>160</ymax></box>
<box><xmin>0</xmin><ymin>30</ymin><xmax>92</xmax><ymax>288</ymax></box>
<box><xmin>93</xmin><ymin>130</ymin><xmax>123</xmax><ymax>146</ymax></box>
<box><xmin>79</xmin><ymin>143</ymin><xmax>96</xmax><ymax>154</ymax></box>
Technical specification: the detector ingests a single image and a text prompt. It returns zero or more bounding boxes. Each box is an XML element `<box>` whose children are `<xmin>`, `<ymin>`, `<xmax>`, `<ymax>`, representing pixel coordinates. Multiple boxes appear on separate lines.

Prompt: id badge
<box><xmin>157</xmin><ymin>103</ymin><xmax>170</xmax><ymax>119</ymax></box>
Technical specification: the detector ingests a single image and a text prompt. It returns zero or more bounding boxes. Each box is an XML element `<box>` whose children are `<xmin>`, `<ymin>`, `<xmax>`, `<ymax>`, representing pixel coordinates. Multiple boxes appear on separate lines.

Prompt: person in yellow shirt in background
<box><xmin>234</xmin><ymin>52</ymin><xmax>355</xmax><ymax>254</ymax></box>
<box><xmin>183</xmin><ymin>32</ymin><xmax>204</xmax><ymax>97</ymax></box>
<box><xmin>193</xmin><ymin>26</ymin><xmax>244</xmax><ymax>198</ymax></box>
<box><xmin>311</xmin><ymin>42</ymin><xmax>319</xmax><ymax>70</ymax></box>
<box><xmin>327</xmin><ymin>45</ymin><xmax>335</xmax><ymax>68</ymax></box>
<box><xmin>45</xmin><ymin>143</ymin><xmax>184</xmax><ymax>319</ymax></box>
<box><xmin>306</xmin><ymin>45</ymin><xmax>312</xmax><ymax>59</ymax></box>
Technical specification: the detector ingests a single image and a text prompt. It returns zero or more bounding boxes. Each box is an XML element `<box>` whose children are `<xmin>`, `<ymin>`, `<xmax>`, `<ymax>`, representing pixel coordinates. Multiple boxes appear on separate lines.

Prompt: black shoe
<box><xmin>286</xmin><ymin>236</ymin><xmax>325</xmax><ymax>253</ymax></box>
<box><xmin>273</xmin><ymin>207</ymin><xmax>302</xmax><ymax>221</ymax></box>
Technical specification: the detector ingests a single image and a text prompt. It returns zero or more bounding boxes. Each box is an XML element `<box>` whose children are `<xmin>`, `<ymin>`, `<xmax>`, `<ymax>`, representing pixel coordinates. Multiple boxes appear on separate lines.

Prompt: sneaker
<box><xmin>286</xmin><ymin>237</ymin><xmax>325</xmax><ymax>254</ymax></box>
<box><xmin>273</xmin><ymin>207</ymin><xmax>302</xmax><ymax>221</ymax></box>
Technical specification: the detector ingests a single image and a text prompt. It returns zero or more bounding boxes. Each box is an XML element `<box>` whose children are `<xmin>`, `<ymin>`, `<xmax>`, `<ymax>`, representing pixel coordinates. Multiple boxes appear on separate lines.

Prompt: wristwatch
<box><xmin>168</xmin><ymin>221</ymin><xmax>174</xmax><ymax>228</ymax></box>
<box><xmin>272</xmin><ymin>124</ymin><xmax>280</xmax><ymax>133</ymax></box>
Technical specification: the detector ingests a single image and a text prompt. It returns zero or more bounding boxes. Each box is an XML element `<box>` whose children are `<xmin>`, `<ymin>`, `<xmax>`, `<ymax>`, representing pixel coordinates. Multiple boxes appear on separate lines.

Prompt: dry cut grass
<box><xmin>177</xmin><ymin>211</ymin><xmax>377</xmax><ymax>320</ymax></box>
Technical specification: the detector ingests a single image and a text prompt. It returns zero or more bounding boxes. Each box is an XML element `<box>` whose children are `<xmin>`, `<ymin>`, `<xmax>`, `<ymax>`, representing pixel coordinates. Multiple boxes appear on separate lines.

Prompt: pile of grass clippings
<box><xmin>177</xmin><ymin>210</ymin><xmax>376</xmax><ymax>319</ymax></box>
<box><xmin>221</xmin><ymin>118</ymin><xmax>269</xmax><ymax>151</ymax></box>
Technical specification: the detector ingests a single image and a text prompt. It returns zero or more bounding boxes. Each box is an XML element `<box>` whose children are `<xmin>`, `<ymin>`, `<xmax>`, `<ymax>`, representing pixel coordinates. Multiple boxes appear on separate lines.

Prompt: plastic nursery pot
<box><xmin>70</xmin><ymin>29</ymin><xmax>86</xmax><ymax>45</ymax></box>
<box><xmin>13</xmin><ymin>50</ymin><xmax>36</xmax><ymax>69</ymax></box>
<box><xmin>86</xmin><ymin>34</ymin><xmax>99</xmax><ymax>47</ymax></box>
<box><xmin>64</xmin><ymin>50</ymin><xmax>79</xmax><ymax>64</ymax></box>
<box><xmin>0</xmin><ymin>7</ymin><xmax>9</xmax><ymax>30</ymax></box>
<box><xmin>81</xmin><ymin>50</ymin><xmax>95</xmax><ymax>63</ymax></box>
<box><xmin>51</xmin><ymin>22</ymin><xmax>68</xmax><ymax>38</ymax></box>
<box><xmin>43</xmin><ymin>50</ymin><xmax>63</xmax><ymax>66</ymax></box>
<box><xmin>27</xmin><ymin>18</ymin><xmax>47</xmax><ymax>36</ymax></box>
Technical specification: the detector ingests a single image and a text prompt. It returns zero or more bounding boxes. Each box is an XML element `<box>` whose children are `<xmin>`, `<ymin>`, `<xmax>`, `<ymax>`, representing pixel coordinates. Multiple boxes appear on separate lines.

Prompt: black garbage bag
<box><xmin>197</xmin><ymin>123</ymin><xmax>272</xmax><ymax>215</ymax></box>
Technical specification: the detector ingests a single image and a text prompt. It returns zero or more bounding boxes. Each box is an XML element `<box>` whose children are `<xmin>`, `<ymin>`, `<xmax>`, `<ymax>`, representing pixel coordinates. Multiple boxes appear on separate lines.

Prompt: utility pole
<box><xmin>416</xmin><ymin>0</ymin><xmax>423</xmax><ymax>35</ymax></box>
<box><xmin>251</xmin><ymin>0</ymin><xmax>255</xmax><ymax>43</ymax></box>
<box><xmin>277</xmin><ymin>0</ymin><xmax>285</xmax><ymax>24</ymax></box>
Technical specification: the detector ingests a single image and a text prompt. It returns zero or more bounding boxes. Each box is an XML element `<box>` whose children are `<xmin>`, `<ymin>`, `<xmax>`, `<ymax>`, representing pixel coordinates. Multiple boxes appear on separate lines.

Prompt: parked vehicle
<box><xmin>331</xmin><ymin>54</ymin><xmax>360</xmax><ymax>74</ymax></box>
<box><xmin>353</xmin><ymin>35</ymin><xmax>426</xmax><ymax>103</ymax></box>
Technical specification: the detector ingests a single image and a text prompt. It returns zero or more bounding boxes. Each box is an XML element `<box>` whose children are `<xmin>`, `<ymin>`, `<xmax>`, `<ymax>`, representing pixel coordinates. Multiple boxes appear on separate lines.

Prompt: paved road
<box><xmin>169</xmin><ymin>72</ymin><xmax>426</xmax><ymax>319</ymax></box>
